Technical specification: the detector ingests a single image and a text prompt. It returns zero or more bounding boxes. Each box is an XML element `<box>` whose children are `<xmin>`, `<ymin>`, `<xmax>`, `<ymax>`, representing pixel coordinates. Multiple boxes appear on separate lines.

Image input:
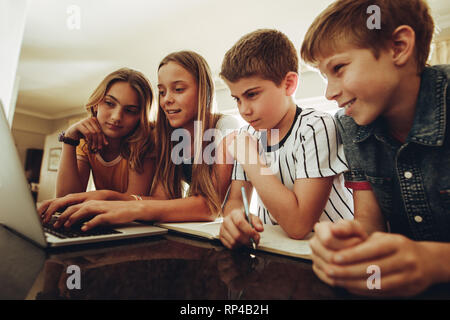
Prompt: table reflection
<box><xmin>29</xmin><ymin>234</ymin><xmax>340</xmax><ymax>300</ymax></box>
<box><xmin>24</xmin><ymin>233</ymin><xmax>450</xmax><ymax>300</ymax></box>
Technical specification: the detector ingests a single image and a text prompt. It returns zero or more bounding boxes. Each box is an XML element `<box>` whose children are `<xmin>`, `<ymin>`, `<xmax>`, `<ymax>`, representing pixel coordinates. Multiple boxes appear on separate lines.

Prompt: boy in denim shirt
<box><xmin>301</xmin><ymin>0</ymin><xmax>450</xmax><ymax>296</ymax></box>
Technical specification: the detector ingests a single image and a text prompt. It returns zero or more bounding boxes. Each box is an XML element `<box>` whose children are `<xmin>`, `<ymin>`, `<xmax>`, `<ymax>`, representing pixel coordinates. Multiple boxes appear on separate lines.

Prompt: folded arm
<box><xmin>241</xmin><ymin>158</ymin><xmax>334</xmax><ymax>239</ymax></box>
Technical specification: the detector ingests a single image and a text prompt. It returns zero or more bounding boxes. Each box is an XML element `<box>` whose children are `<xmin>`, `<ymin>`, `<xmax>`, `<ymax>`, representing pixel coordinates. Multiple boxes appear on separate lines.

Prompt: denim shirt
<box><xmin>335</xmin><ymin>65</ymin><xmax>450</xmax><ymax>242</ymax></box>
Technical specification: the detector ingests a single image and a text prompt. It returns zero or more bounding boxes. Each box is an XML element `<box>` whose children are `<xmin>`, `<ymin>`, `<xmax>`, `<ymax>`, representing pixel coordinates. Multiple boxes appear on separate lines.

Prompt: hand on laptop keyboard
<box><xmin>43</xmin><ymin>214</ymin><xmax>120</xmax><ymax>238</ymax></box>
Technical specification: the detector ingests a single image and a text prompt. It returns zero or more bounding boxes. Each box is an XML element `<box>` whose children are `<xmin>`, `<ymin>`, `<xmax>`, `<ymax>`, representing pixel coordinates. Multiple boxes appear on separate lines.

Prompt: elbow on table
<box><xmin>286</xmin><ymin>230</ymin><xmax>311</xmax><ymax>240</ymax></box>
<box><xmin>282</xmin><ymin>205</ymin><xmax>318</xmax><ymax>239</ymax></box>
<box><xmin>284</xmin><ymin>223</ymin><xmax>314</xmax><ymax>240</ymax></box>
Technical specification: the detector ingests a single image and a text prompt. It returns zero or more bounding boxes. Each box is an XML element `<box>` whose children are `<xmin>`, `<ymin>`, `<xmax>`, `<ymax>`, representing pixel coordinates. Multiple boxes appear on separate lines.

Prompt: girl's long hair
<box><xmin>85</xmin><ymin>67</ymin><xmax>154</xmax><ymax>173</ymax></box>
<box><xmin>151</xmin><ymin>51</ymin><xmax>222</xmax><ymax>215</ymax></box>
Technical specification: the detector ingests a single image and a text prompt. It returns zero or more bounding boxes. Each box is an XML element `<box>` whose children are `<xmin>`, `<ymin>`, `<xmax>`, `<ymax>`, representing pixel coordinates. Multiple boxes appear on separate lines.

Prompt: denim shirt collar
<box><xmin>354</xmin><ymin>66</ymin><xmax>448</xmax><ymax>146</ymax></box>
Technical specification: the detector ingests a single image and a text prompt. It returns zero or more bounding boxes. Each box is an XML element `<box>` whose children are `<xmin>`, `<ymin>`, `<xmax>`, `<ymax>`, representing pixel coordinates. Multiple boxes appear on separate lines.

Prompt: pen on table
<box><xmin>241</xmin><ymin>186</ymin><xmax>257</xmax><ymax>255</ymax></box>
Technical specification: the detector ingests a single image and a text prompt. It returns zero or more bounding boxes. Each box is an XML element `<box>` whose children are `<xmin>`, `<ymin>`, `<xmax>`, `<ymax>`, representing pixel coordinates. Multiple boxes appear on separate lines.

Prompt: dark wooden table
<box><xmin>1</xmin><ymin>225</ymin><xmax>449</xmax><ymax>302</ymax></box>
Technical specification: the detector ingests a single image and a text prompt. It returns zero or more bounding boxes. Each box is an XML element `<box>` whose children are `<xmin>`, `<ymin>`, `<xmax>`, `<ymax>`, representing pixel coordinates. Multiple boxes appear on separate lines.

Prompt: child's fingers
<box><xmin>312</xmin><ymin>261</ymin><xmax>337</xmax><ymax>287</ymax></box>
<box><xmin>51</xmin><ymin>195</ymin><xmax>90</xmax><ymax>227</ymax></box>
<box><xmin>53</xmin><ymin>204</ymin><xmax>80</xmax><ymax>228</ymax></box>
<box><xmin>90</xmin><ymin>118</ymin><xmax>106</xmax><ymax>150</ymax></box>
<box><xmin>330</xmin><ymin>237</ymin><xmax>366</xmax><ymax>250</ymax></box>
<box><xmin>332</xmin><ymin>232</ymin><xmax>397</xmax><ymax>265</ymax></box>
<box><xmin>78</xmin><ymin>119</ymin><xmax>100</xmax><ymax>151</ymax></box>
<box><xmin>81</xmin><ymin>214</ymin><xmax>108</xmax><ymax>231</ymax></box>
<box><xmin>313</xmin><ymin>222</ymin><xmax>364</xmax><ymax>251</ymax></box>
<box><xmin>220</xmin><ymin>217</ymin><xmax>246</xmax><ymax>248</ymax></box>
<box><xmin>331</xmin><ymin>220</ymin><xmax>368</xmax><ymax>241</ymax></box>
<box><xmin>42</xmin><ymin>198</ymin><xmax>70</xmax><ymax>224</ymax></box>
<box><xmin>313</xmin><ymin>222</ymin><xmax>338</xmax><ymax>248</ymax></box>
<box><xmin>38</xmin><ymin>199</ymin><xmax>52</xmax><ymax>217</ymax></box>
<box><xmin>40</xmin><ymin>200</ymin><xmax>60</xmax><ymax>224</ymax></box>
<box><xmin>250</xmin><ymin>214</ymin><xmax>264</xmax><ymax>232</ymax></box>
<box><xmin>42</xmin><ymin>204</ymin><xmax>57</xmax><ymax>224</ymax></box>
<box><xmin>230</xmin><ymin>210</ymin><xmax>260</xmax><ymax>244</ymax></box>
<box><xmin>230</xmin><ymin>214</ymin><xmax>258</xmax><ymax>245</ymax></box>
<box><xmin>57</xmin><ymin>202</ymin><xmax>98</xmax><ymax>228</ymax></box>
<box><xmin>311</xmin><ymin>252</ymin><xmax>341</xmax><ymax>287</ymax></box>
<box><xmin>44</xmin><ymin>193</ymin><xmax>89</xmax><ymax>224</ymax></box>
<box><xmin>219</xmin><ymin>224</ymin><xmax>237</xmax><ymax>249</ymax></box>
<box><xmin>309</xmin><ymin>233</ymin><xmax>336</xmax><ymax>264</ymax></box>
<box><xmin>221</xmin><ymin>210</ymin><xmax>260</xmax><ymax>248</ymax></box>
<box><xmin>86</xmin><ymin>119</ymin><xmax>103</xmax><ymax>151</ymax></box>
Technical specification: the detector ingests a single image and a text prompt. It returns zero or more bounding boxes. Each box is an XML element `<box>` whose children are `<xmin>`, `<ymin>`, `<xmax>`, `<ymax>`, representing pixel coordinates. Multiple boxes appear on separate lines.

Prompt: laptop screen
<box><xmin>0</xmin><ymin>102</ymin><xmax>47</xmax><ymax>247</ymax></box>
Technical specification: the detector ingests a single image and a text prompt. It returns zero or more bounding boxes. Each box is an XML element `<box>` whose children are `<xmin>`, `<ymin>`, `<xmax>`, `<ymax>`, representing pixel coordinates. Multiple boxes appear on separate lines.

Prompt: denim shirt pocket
<box><xmin>366</xmin><ymin>175</ymin><xmax>393</xmax><ymax>216</ymax></box>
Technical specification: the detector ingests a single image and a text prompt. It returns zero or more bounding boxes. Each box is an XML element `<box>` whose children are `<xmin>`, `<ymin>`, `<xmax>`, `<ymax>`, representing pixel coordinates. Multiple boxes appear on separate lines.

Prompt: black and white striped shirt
<box><xmin>232</xmin><ymin>106</ymin><xmax>354</xmax><ymax>225</ymax></box>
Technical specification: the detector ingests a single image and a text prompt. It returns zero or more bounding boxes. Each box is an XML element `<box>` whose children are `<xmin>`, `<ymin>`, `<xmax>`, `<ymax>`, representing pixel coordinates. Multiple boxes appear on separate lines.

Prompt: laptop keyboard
<box><xmin>43</xmin><ymin>216</ymin><xmax>122</xmax><ymax>239</ymax></box>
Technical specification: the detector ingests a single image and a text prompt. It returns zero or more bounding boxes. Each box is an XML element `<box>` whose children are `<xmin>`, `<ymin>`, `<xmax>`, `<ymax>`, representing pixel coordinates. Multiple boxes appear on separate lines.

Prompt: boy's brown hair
<box><xmin>220</xmin><ymin>29</ymin><xmax>298</xmax><ymax>86</ymax></box>
<box><xmin>300</xmin><ymin>0</ymin><xmax>434</xmax><ymax>73</ymax></box>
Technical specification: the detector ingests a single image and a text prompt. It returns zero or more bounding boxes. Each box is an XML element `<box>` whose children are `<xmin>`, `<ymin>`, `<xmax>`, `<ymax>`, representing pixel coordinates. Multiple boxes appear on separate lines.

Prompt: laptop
<box><xmin>0</xmin><ymin>101</ymin><xmax>167</xmax><ymax>247</ymax></box>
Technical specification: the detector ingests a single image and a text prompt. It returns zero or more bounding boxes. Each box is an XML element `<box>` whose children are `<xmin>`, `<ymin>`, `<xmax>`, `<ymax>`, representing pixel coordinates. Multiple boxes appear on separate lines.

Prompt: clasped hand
<box><xmin>310</xmin><ymin>220</ymin><xmax>437</xmax><ymax>297</ymax></box>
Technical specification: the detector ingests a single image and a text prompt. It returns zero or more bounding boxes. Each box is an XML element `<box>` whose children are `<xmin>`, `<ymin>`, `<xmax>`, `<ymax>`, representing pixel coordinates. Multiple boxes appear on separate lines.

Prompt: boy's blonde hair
<box><xmin>300</xmin><ymin>0</ymin><xmax>434</xmax><ymax>73</ymax></box>
<box><xmin>220</xmin><ymin>29</ymin><xmax>298</xmax><ymax>85</ymax></box>
<box><xmin>85</xmin><ymin>67</ymin><xmax>154</xmax><ymax>173</ymax></box>
<box><xmin>152</xmin><ymin>51</ymin><xmax>222</xmax><ymax>217</ymax></box>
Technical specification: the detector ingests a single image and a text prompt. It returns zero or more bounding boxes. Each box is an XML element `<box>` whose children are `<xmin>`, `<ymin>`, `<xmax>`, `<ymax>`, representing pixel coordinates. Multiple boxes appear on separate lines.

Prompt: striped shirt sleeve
<box><xmin>231</xmin><ymin>159</ymin><xmax>248</xmax><ymax>181</ymax></box>
<box><xmin>295</xmin><ymin>113</ymin><xmax>349</xmax><ymax>179</ymax></box>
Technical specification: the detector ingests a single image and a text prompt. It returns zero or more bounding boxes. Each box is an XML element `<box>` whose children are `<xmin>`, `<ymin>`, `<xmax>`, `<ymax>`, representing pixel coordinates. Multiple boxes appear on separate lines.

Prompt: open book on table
<box><xmin>155</xmin><ymin>218</ymin><xmax>312</xmax><ymax>260</ymax></box>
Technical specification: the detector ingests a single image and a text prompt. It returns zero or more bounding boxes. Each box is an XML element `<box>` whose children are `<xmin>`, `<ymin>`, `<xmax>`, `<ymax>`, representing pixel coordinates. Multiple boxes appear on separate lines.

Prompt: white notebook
<box><xmin>156</xmin><ymin>218</ymin><xmax>312</xmax><ymax>260</ymax></box>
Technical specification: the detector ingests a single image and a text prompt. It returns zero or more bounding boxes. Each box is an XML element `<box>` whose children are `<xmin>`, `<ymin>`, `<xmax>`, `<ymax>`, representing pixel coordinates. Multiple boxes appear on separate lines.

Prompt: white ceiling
<box><xmin>16</xmin><ymin>0</ymin><xmax>450</xmax><ymax>120</ymax></box>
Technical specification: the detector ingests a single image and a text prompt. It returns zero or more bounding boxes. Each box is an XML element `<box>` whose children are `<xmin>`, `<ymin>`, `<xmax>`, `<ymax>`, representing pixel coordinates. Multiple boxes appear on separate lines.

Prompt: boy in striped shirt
<box><xmin>219</xmin><ymin>29</ymin><xmax>353</xmax><ymax>249</ymax></box>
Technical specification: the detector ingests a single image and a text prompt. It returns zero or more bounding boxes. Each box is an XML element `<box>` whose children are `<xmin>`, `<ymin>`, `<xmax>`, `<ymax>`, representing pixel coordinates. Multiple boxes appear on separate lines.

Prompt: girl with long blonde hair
<box><xmin>152</xmin><ymin>51</ymin><xmax>236</xmax><ymax>215</ymax></box>
<box><xmin>40</xmin><ymin>68</ymin><xmax>157</xmax><ymax>225</ymax></box>
<box><xmin>41</xmin><ymin>52</ymin><xmax>239</xmax><ymax>229</ymax></box>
